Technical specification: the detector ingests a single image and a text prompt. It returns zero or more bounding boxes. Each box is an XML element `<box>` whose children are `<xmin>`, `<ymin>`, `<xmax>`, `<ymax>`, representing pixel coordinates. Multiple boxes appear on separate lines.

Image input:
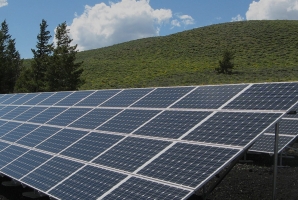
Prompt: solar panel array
<box><xmin>0</xmin><ymin>82</ymin><xmax>297</xmax><ymax>200</ymax></box>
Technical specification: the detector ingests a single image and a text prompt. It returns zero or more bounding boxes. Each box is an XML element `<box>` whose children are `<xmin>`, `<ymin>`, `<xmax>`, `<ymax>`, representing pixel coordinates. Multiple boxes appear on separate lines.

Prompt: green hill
<box><xmin>29</xmin><ymin>20</ymin><xmax>298</xmax><ymax>90</ymax></box>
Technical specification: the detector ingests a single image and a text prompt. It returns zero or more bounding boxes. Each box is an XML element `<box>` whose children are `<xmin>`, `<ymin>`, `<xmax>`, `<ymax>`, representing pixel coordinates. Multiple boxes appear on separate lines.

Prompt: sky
<box><xmin>1</xmin><ymin>0</ymin><xmax>298</xmax><ymax>59</ymax></box>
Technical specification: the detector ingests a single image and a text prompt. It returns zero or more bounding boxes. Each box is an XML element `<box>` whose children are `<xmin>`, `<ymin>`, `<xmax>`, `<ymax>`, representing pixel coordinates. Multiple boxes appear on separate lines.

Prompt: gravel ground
<box><xmin>1</xmin><ymin>144</ymin><xmax>298</xmax><ymax>200</ymax></box>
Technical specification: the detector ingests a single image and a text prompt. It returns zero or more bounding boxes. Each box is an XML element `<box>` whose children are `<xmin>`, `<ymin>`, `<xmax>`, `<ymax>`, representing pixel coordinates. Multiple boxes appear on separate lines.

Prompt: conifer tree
<box><xmin>31</xmin><ymin>19</ymin><xmax>53</xmax><ymax>92</ymax></box>
<box><xmin>46</xmin><ymin>22</ymin><xmax>84</xmax><ymax>91</ymax></box>
<box><xmin>215</xmin><ymin>49</ymin><xmax>235</xmax><ymax>74</ymax></box>
<box><xmin>0</xmin><ymin>20</ymin><xmax>22</xmax><ymax>93</ymax></box>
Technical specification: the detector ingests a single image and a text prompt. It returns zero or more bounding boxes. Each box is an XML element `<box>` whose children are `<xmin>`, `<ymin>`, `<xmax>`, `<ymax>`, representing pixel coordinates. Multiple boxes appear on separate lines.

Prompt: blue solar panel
<box><xmin>61</xmin><ymin>132</ymin><xmax>124</xmax><ymax>161</ymax></box>
<box><xmin>224</xmin><ymin>83</ymin><xmax>298</xmax><ymax>110</ymax></box>
<box><xmin>266</xmin><ymin>119</ymin><xmax>298</xmax><ymax>135</ymax></box>
<box><xmin>172</xmin><ymin>84</ymin><xmax>248</xmax><ymax>109</ymax></box>
<box><xmin>1</xmin><ymin>94</ymin><xmax>25</xmax><ymax>104</ymax></box>
<box><xmin>11</xmin><ymin>93</ymin><xmax>39</xmax><ymax>105</ymax></box>
<box><xmin>138</xmin><ymin>143</ymin><xmax>239</xmax><ymax>188</ymax></box>
<box><xmin>21</xmin><ymin>157</ymin><xmax>84</xmax><ymax>191</ymax></box>
<box><xmin>1</xmin><ymin>150</ymin><xmax>52</xmax><ymax>179</ymax></box>
<box><xmin>46</xmin><ymin>108</ymin><xmax>91</xmax><ymax>126</ymax></box>
<box><xmin>55</xmin><ymin>91</ymin><xmax>94</xmax><ymax>106</ymax></box>
<box><xmin>0</xmin><ymin>145</ymin><xmax>27</xmax><ymax>168</ymax></box>
<box><xmin>29</xmin><ymin>107</ymin><xmax>67</xmax><ymax>124</ymax></box>
<box><xmin>13</xmin><ymin>107</ymin><xmax>47</xmax><ymax>121</ymax></box>
<box><xmin>38</xmin><ymin>91</ymin><xmax>73</xmax><ymax>105</ymax></box>
<box><xmin>97</xmin><ymin>110</ymin><xmax>160</xmax><ymax>133</ymax></box>
<box><xmin>17</xmin><ymin>126</ymin><xmax>61</xmax><ymax>147</ymax></box>
<box><xmin>0</xmin><ymin>94</ymin><xmax>14</xmax><ymax>104</ymax></box>
<box><xmin>24</xmin><ymin>92</ymin><xmax>55</xmax><ymax>105</ymax></box>
<box><xmin>69</xmin><ymin>108</ymin><xmax>122</xmax><ymax>130</ymax></box>
<box><xmin>0</xmin><ymin>141</ymin><xmax>10</xmax><ymax>150</ymax></box>
<box><xmin>36</xmin><ymin>129</ymin><xmax>87</xmax><ymax>153</ymax></box>
<box><xmin>132</xmin><ymin>87</ymin><xmax>195</xmax><ymax>108</ymax></box>
<box><xmin>49</xmin><ymin>165</ymin><xmax>127</xmax><ymax>200</ymax></box>
<box><xmin>183</xmin><ymin>112</ymin><xmax>282</xmax><ymax>146</ymax></box>
<box><xmin>0</xmin><ymin>106</ymin><xmax>17</xmax><ymax>117</ymax></box>
<box><xmin>101</xmin><ymin>88</ymin><xmax>152</xmax><ymax>107</ymax></box>
<box><xmin>75</xmin><ymin>90</ymin><xmax>121</xmax><ymax>107</ymax></box>
<box><xmin>93</xmin><ymin>137</ymin><xmax>170</xmax><ymax>172</ymax></box>
<box><xmin>0</xmin><ymin>122</ymin><xmax>22</xmax><ymax>137</ymax></box>
<box><xmin>1</xmin><ymin>106</ymin><xmax>31</xmax><ymax>120</ymax></box>
<box><xmin>134</xmin><ymin>111</ymin><xmax>211</xmax><ymax>139</ymax></box>
<box><xmin>1</xmin><ymin>123</ymin><xmax>39</xmax><ymax>142</ymax></box>
<box><xmin>103</xmin><ymin>177</ymin><xmax>190</xmax><ymax>200</ymax></box>
<box><xmin>250</xmin><ymin>134</ymin><xmax>295</xmax><ymax>153</ymax></box>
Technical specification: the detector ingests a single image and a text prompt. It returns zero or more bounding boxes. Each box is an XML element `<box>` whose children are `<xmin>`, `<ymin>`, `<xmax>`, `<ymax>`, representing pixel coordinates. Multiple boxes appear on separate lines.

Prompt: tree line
<box><xmin>0</xmin><ymin>19</ymin><xmax>84</xmax><ymax>94</ymax></box>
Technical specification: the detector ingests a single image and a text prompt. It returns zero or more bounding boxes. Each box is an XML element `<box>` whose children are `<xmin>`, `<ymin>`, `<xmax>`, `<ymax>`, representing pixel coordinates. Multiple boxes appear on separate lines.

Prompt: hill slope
<box><xmin>70</xmin><ymin>20</ymin><xmax>298</xmax><ymax>89</ymax></box>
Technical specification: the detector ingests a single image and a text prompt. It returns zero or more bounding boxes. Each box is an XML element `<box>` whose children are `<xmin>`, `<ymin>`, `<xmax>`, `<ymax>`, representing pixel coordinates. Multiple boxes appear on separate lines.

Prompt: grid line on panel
<box><xmin>2</xmin><ymin>94</ymin><xmax>25</xmax><ymax>105</ymax></box>
<box><xmin>0</xmin><ymin>148</ymin><xmax>30</xmax><ymax>170</ymax></box>
<box><xmin>0</xmin><ymin>122</ymin><xmax>23</xmax><ymax>139</ymax></box>
<box><xmin>128</xmin><ymin>88</ymin><xmax>157</xmax><ymax>107</ymax></box>
<box><xmin>0</xmin><ymin>106</ymin><xmax>18</xmax><ymax>117</ymax></box>
<box><xmin>25</xmin><ymin>92</ymin><xmax>55</xmax><ymax>105</ymax></box>
<box><xmin>72</xmin><ymin>91</ymin><xmax>97</xmax><ymax>106</ymax></box>
<box><xmin>12</xmin><ymin>93</ymin><xmax>39</xmax><ymax>105</ymax></box>
<box><xmin>218</xmin><ymin>84</ymin><xmax>253</xmax><ymax>109</ymax></box>
<box><xmin>0</xmin><ymin>94</ymin><xmax>16</xmax><ymax>104</ymax></box>
<box><xmin>96</xmin><ymin>90</ymin><xmax>124</xmax><ymax>107</ymax></box>
<box><xmin>55</xmin><ymin>91</ymin><xmax>95</xmax><ymax>106</ymax></box>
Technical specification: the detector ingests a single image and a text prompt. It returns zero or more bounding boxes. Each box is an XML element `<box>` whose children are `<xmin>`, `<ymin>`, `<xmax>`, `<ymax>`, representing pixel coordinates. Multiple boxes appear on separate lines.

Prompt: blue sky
<box><xmin>1</xmin><ymin>0</ymin><xmax>298</xmax><ymax>58</ymax></box>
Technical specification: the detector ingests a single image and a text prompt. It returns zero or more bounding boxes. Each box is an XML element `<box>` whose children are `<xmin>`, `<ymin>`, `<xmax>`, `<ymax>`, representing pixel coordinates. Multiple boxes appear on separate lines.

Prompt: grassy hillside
<box><xmin>26</xmin><ymin>20</ymin><xmax>298</xmax><ymax>90</ymax></box>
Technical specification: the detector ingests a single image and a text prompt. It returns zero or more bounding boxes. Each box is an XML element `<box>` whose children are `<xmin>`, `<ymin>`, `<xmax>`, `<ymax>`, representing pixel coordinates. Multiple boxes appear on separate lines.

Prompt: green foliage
<box><xmin>0</xmin><ymin>20</ymin><xmax>22</xmax><ymax>94</ymax></box>
<box><xmin>45</xmin><ymin>22</ymin><xmax>84</xmax><ymax>91</ymax></box>
<box><xmin>216</xmin><ymin>50</ymin><xmax>235</xmax><ymax>74</ymax></box>
<box><xmin>22</xmin><ymin>20</ymin><xmax>298</xmax><ymax>90</ymax></box>
<box><xmin>31</xmin><ymin>19</ymin><xmax>53</xmax><ymax>92</ymax></box>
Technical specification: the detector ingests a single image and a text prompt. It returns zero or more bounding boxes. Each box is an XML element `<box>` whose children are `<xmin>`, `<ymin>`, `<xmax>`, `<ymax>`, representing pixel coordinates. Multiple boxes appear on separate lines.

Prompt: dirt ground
<box><xmin>1</xmin><ymin>144</ymin><xmax>298</xmax><ymax>200</ymax></box>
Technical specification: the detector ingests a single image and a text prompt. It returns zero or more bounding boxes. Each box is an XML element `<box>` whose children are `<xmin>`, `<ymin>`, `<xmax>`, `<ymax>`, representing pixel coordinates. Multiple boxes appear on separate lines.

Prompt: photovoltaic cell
<box><xmin>1</xmin><ymin>106</ymin><xmax>31</xmax><ymax>120</ymax></box>
<box><xmin>97</xmin><ymin>110</ymin><xmax>160</xmax><ymax>133</ymax></box>
<box><xmin>24</xmin><ymin>92</ymin><xmax>55</xmax><ymax>105</ymax></box>
<box><xmin>11</xmin><ymin>93</ymin><xmax>39</xmax><ymax>105</ymax></box>
<box><xmin>103</xmin><ymin>177</ymin><xmax>190</xmax><ymax>200</ymax></box>
<box><xmin>0</xmin><ymin>141</ymin><xmax>10</xmax><ymax>150</ymax></box>
<box><xmin>265</xmin><ymin>119</ymin><xmax>298</xmax><ymax>135</ymax></box>
<box><xmin>172</xmin><ymin>84</ymin><xmax>248</xmax><ymax>109</ymax></box>
<box><xmin>0</xmin><ymin>94</ymin><xmax>14</xmax><ymax>104</ymax></box>
<box><xmin>17</xmin><ymin>126</ymin><xmax>61</xmax><ymax>147</ymax></box>
<box><xmin>0</xmin><ymin>106</ymin><xmax>17</xmax><ymax>117</ymax></box>
<box><xmin>183</xmin><ymin>112</ymin><xmax>281</xmax><ymax>146</ymax></box>
<box><xmin>138</xmin><ymin>143</ymin><xmax>239</xmax><ymax>188</ymax></box>
<box><xmin>134</xmin><ymin>111</ymin><xmax>211</xmax><ymax>139</ymax></box>
<box><xmin>38</xmin><ymin>92</ymin><xmax>73</xmax><ymax>105</ymax></box>
<box><xmin>1</xmin><ymin>151</ymin><xmax>52</xmax><ymax>179</ymax></box>
<box><xmin>75</xmin><ymin>90</ymin><xmax>121</xmax><ymax>107</ymax></box>
<box><xmin>1</xmin><ymin>123</ymin><xmax>39</xmax><ymax>142</ymax></box>
<box><xmin>250</xmin><ymin>134</ymin><xmax>296</xmax><ymax>153</ymax></box>
<box><xmin>60</xmin><ymin>132</ymin><xmax>124</xmax><ymax>161</ymax></box>
<box><xmin>13</xmin><ymin>107</ymin><xmax>47</xmax><ymax>121</ymax></box>
<box><xmin>0</xmin><ymin>122</ymin><xmax>22</xmax><ymax>137</ymax></box>
<box><xmin>46</xmin><ymin>108</ymin><xmax>91</xmax><ymax>126</ymax></box>
<box><xmin>29</xmin><ymin>107</ymin><xmax>67</xmax><ymax>124</ymax></box>
<box><xmin>284</xmin><ymin>103</ymin><xmax>298</xmax><ymax>118</ymax></box>
<box><xmin>0</xmin><ymin>145</ymin><xmax>27</xmax><ymax>168</ymax></box>
<box><xmin>69</xmin><ymin>109</ymin><xmax>122</xmax><ymax>130</ymax></box>
<box><xmin>101</xmin><ymin>88</ymin><xmax>152</xmax><ymax>107</ymax></box>
<box><xmin>1</xmin><ymin>94</ymin><xmax>25</xmax><ymax>104</ymax></box>
<box><xmin>131</xmin><ymin>87</ymin><xmax>195</xmax><ymax>108</ymax></box>
<box><xmin>49</xmin><ymin>165</ymin><xmax>127</xmax><ymax>200</ymax></box>
<box><xmin>0</xmin><ymin>120</ymin><xmax>7</xmax><ymax>127</ymax></box>
<box><xmin>36</xmin><ymin>129</ymin><xmax>87</xmax><ymax>153</ymax></box>
<box><xmin>93</xmin><ymin>137</ymin><xmax>170</xmax><ymax>172</ymax></box>
<box><xmin>21</xmin><ymin>157</ymin><xmax>84</xmax><ymax>191</ymax></box>
<box><xmin>224</xmin><ymin>83</ymin><xmax>298</xmax><ymax>110</ymax></box>
<box><xmin>55</xmin><ymin>91</ymin><xmax>94</xmax><ymax>106</ymax></box>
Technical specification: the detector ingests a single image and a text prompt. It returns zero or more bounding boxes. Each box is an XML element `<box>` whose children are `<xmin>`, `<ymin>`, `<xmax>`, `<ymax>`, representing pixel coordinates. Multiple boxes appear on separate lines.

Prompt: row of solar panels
<box><xmin>0</xmin><ymin>83</ymin><xmax>297</xmax><ymax>110</ymax></box>
<box><xmin>0</xmin><ymin>82</ymin><xmax>297</xmax><ymax>200</ymax></box>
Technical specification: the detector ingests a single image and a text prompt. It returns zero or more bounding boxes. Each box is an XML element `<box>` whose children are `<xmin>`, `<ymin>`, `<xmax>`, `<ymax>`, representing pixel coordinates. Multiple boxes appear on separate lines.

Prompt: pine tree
<box><xmin>46</xmin><ymin>22</ymin><xmax>84</xmax><ymax>91</ymax></box>
<box><xmin>31</xmin><ymin>19</ymin><xmax>53</xmax><ymax>92</ymax></box>
<box><xmin>0</xmin><ymin>20</ymin><xmax>22</xmax><ymax>93</ymax></box>
<box><xmin>215</xmin><ymin>49</ymin><xmax>235</xmax><ymax>74</ymax></box>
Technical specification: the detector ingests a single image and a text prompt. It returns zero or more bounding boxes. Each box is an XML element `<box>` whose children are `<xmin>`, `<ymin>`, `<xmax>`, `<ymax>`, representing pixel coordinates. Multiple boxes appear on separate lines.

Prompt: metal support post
<box><xmin>272</xmin><ymin>122</ymin><xmax>279</xmax><ymax>200</ymax></box>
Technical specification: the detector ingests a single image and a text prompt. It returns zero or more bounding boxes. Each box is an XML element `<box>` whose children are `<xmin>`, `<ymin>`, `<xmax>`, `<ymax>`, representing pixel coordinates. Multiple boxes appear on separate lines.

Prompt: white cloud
<box><xmin>246</xmin><ymin>0</ymin><xmax>298</xmax><ymax>20</ymax></box>
<box><xmin>0</xmin><ymin>0</ymin><xmax>8</xmax><ymax>8</ymax></box>
<box><xmin>171</xmin><ymin>19</ymin><xmax>180</xmax><ymax>28</ymax></box>
<box><xmin>179</xmin><ymin>15</ymin><xmax>195</xmax><ymax>25</ymax></box>
<box><xmin>68</xmin><ymin>0</ymin><xmax>173</xmax><ymax>51</ymax></box>
<box><xmin>231</xmin><ymin>14</ymin><xmax>244</xmax><ymax>22</ymax></box>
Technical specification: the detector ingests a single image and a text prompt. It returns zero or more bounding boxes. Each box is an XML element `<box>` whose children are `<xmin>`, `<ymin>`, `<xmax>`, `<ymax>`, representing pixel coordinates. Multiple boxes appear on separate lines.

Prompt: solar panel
<box><xmin>0</xmin><ymin>82</ymin><xmax>297</xmax><ymax>200</ymax></box>
<box><xmin>249</xmin><ymin>134</ymin><xmax>296</xmax><ymax>153</ymax></box>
